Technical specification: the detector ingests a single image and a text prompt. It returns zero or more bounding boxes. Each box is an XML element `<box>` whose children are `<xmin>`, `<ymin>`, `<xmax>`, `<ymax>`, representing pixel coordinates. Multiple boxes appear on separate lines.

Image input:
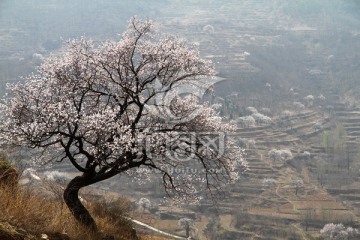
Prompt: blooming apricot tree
<box><xmin>0</xmin><ymin>17</ymin><xmax>245</xmax><ymax>230</ymax></box>
<box><xmin>320</xmin><ymin>223</ymin><xmax>359</xmax><ymax>240</ymax></box>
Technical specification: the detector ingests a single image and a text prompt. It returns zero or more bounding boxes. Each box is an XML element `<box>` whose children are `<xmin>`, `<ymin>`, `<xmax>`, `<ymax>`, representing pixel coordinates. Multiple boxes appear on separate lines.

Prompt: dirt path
<box><xmin>275</xmin><ymin>183</ymin><xmax>283</xmax><ymax>200</ymax></box>
<box><xmin>301</xmin><ymin>164</ymin><xmax>310</xmax><ymax>183</ymax></box>
<box><xmin>275</xmin><ymin>178</ymin><xmax>310</xmax><ymax>240</ymax></box>
<box><xmin>125</xmin><ymin>217</ymin><xmax>187</xmax><ymax>240</ymax></box>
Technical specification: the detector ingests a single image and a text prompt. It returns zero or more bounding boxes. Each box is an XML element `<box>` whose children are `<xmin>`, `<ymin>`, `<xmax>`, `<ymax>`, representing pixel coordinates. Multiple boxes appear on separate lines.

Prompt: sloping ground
<box><xmin>116</xmin><ymin>110</ymin><xmax>336</xmax><ymax>239</ymax></box>
<box><xmin>208</xmin><ymin>109</ymin><xmax>340</xmax><ymax>239</ymax></box>
<box><xmin>5</xmin><ymin>107</ymin><xmax>350</xmax><ymax>240</ymax></box>
<box><xmin>316</xmin><ymin>100</ymin><xmax>360</xmax><ymax>221</ymax></box>
<box><xmin>0</xmin><ymin>220</ymin><xmax>173</xmax><ymax>240</ymax></box>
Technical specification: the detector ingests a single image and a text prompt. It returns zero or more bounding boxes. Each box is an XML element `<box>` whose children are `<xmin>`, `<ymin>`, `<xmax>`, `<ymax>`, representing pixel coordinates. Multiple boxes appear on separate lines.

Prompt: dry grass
<box><xmin>0</xmin><ymin>154</ymin><xmax>174</xmax><ymax>240</ymax></box>
<box><xmin>0</xmin><ymin>181</ymin><xmax>141</xmax><ymax>240</ymax></box>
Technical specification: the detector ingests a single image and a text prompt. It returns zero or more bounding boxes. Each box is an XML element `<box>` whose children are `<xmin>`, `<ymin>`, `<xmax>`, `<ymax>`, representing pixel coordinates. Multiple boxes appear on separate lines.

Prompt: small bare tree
<box><xmin>292</xmin><ymin>179</ymin><xmax>303</xmax><ymax>196</ymax></box>
<box><xmin>178</xmin><ymin>218</ymin><xmax>196</xmax><ymax>238</ymax></box>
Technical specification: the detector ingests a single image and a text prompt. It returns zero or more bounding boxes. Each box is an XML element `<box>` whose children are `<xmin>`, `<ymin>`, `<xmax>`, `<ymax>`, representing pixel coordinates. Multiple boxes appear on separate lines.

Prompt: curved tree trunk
<box><xmin>64</xmin><ymin>173</ymin><xmax>97</xmax><ymax>232</ymax></box>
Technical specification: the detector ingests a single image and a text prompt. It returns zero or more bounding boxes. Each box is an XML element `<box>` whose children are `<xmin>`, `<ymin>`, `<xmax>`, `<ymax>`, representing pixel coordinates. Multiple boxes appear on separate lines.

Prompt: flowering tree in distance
<box><xmin>320</xmin><ymin>223</ymin><xmax>359</xmax><ymax>240</ymax></box>
<box><xmin>137</xmin><ymin>197</ymin><xmax>151</xmax><ymax>212</ymax></box>
<box><xmin>0</xmin><ymin>17</ymin><xmax>245</xmax><ymax>230</ymax></box>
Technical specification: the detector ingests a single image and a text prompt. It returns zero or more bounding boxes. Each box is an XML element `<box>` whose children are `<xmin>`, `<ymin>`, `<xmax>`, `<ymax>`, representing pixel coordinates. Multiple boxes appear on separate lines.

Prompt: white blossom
<box><xmin>320</xmin><ymin>223</ymin><xmax>359</xmax><ymax>240</ymax></box>
<box><xmin>262</xmin><ymin>178</ymin><xmax>277</xmax><ymax>188</ymax></box>
<box><xmin>317</xmin><ymin>94</ymin><xmax>326</xmax><ymax>101</ymax></box>
<box><xmin>237</xmin><ymin>116</ymin><xmax>256</xmax><ymax>128</ymax></box>
<box><xmin>252</xmin><ymin>112</ymin><xmax>272</xmax><ymax>125</ymax></box>
<box><xmin>245</xmin><ymin>106</ymin><xmax>258</xmax><ymax>115</ymax></box>
<box><xmin>304</xmin><ymin>95</ymin><xmax>314</xmax><ymax>107</ymax></box>
<box><xmin>137</xmin><ymin>197</ymin><xmax>151</xmax><ymax>210</ymax></box>
<box><xmin>291</xmin><ymin>179</ymin><xmax>303</xmax><ymax>187</ymax></box>
<box><xmin>268</xmin><ymin>149</ymin><xmax>293</xmax><ymax>162</ymax></box>
<box><xmin>299</xmin><ymin>151</ymin><xmax>311</xmax><ymax>159</ymax></box>
<box><xmin>280</xmin><ymin>110</ymin><xmax>292</xmax><ymax>119</ymax></box>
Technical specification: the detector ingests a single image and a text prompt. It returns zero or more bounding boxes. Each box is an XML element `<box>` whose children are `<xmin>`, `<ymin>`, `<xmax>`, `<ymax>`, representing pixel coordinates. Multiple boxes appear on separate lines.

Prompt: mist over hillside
<box><xmin>1</xmin><ymin>0</ymin><xmax>360</xmax><ymax>98</ymax></box>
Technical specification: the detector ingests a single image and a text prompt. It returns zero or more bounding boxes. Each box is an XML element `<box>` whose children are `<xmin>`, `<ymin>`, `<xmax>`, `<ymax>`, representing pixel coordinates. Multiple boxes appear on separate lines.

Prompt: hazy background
<box><xmin>0</xmin><ymin>0</ymin><xmax>360</xmax><ymax>102</ymax></box>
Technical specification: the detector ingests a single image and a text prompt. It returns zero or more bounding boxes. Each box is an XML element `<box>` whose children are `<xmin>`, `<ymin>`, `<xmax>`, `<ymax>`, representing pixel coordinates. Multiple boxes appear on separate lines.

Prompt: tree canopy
<box><xmin>0</xmin><ymin>17</ymin><xmax>246</xmax><ymax>229</ymax></box>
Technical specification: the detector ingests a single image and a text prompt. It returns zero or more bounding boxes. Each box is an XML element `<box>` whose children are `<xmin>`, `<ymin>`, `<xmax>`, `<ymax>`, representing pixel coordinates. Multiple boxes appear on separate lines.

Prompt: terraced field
<box><xmin>185</xmin><ymin>102</ymin><xmax>359</xmax><ymax>239</ymax></box>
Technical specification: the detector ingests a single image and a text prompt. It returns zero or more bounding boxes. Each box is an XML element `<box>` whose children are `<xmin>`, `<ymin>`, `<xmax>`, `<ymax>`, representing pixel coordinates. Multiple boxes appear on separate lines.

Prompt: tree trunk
<box><xmin>64</xmin><ymin>173</ymin><xmax>97</xmax><ymax>232</ymax></box>
<box><xmin>185</xmin><ymin>224</ymin><xmax>190</xmax><ymax>238</ymax></box>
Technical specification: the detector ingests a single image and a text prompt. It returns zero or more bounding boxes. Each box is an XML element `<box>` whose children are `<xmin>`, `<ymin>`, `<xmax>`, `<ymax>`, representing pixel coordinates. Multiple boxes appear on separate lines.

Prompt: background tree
<box><xmin>137</xmin><ymin>197</ymin><xmax>151</xmax><ymax>213</ymax></box>
<box><xmin>268</xmin><ymin>149</ymin><xmax>293</xmax><ymax>166</ymax></box>
<box><xmin>320</xmin><ymin>223</ymin><xmax>359</xmax><ymax>240</ymax></box>
<box><xmin>178</xmin><ymin>218</ymin><xmax>196</xmax><ymax>238</ymax></box>
<box><xmin>291</xmin><ymin>179</ymin><xmax>304</xmax><ymax>196</ymax></box>
<box><xmin>262</xmin><ymin>178</ymin><xmax>277</xmax><ymax>189</ymax></box>
<box><xmin>0</xmin><ymin>17</ymin><xmax>246</xmax><ymax>231</ymax></box>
